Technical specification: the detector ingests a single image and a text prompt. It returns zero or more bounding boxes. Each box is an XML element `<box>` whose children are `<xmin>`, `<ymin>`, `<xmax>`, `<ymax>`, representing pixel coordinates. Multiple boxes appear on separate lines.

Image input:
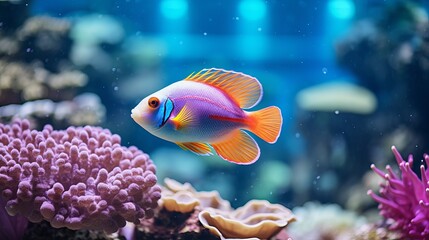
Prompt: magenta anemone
<box><xmin>368</xmin><ymin>146</ymin><xmax>429</xmax><ymax>239</ymax></box>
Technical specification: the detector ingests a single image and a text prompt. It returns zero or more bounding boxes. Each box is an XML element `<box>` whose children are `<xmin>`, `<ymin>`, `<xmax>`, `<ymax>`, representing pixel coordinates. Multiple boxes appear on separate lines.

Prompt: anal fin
<box><xmin>177</xmin><ymin>142</ymin><xmax>213</xmax><ymax>156</ymax></box>
<box><xmin>211</xmin><ymin>130</ymin><xmax>260</xmax><ymax>165</ymax></box>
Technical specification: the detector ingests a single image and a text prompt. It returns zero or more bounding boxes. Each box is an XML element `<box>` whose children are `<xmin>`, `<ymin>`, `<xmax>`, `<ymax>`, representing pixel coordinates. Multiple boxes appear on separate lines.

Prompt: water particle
<box><xmin>112</xmin><ymin>68</ymin><xmax>117</xmax><ymax>72</ymax></box>
<box><xmin>334</xmin><ymin>110</ymin><xmax>339</xmax><ymax>115</ymax></box>
<box><xmin>114</xmin><ymin>86</ymin><xmax>119</xmax><ymax>91</ymax></box>
<box><xmin>316</xmin><ymin>175</ymin><xmax>320</xmax><ymax>179</ymax></box>
<box><xmin>203</xmin><ymin>32</ymin><xmax>207</xmax><ymax>36</ymax></box>
<box><xmin>295</xmin><ymin>133</ymin><xmax>301</xmax><ymax>138</ymax></box>
<box><xmin>322</xmin><ymin>67</ymin><xmax>328</xmax><ymax>74</ymax></box>
<box><xmin>26</xmin><ymin>48</ymin><xmax>31</xmax><ymax>53</ymax></box>
<box><xmin>179</xmin><ymin>41</ymin><xmax>183</xmax><ymax>45</ymax></box>
<box><xmin>257</xmin><ymin>27</ymin><xmax>262</xmax><ymax>32</ymax></box>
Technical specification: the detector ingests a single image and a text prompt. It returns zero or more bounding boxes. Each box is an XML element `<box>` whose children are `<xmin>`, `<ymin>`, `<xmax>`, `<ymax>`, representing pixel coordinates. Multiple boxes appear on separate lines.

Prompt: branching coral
<box><xmin>0</xmin><ymin>12</ymin><xmax>91</xmax><ymax>109</ymax></box>
<box><xmin>0</xmin><ymin>60</ymin><xmax>88</xmax><ymax>104</ymax></box>
<box><xmin>1</xmin><ymin>15</ymin><xmax>72</xmax><ymax>71</ymax></box>
<box><xmin>0</xmin><ymin>197</ymin><xmax>28</xmax><ymax>240</ymax></box>
<box><xmin>368</xmin><ymin>146</ymin><xmax>429</xmax><ymax>239</ymax></box>
<box><xmin>0</xmin><ymin>93</ymin><xmax>106</xmax><ymax>128</ymax></box>
<box><xmin>0</xmin><ymin>119</ymin><xmax>161</xmax><ymax>233</ymax></box>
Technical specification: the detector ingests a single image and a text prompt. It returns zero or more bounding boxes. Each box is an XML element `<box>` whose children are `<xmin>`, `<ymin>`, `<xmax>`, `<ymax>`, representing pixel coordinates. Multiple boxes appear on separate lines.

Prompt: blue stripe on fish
<box><xmin>156</xmin><ymin>97</ymin><xmax>174</xmax><ymax>128</ymax></box>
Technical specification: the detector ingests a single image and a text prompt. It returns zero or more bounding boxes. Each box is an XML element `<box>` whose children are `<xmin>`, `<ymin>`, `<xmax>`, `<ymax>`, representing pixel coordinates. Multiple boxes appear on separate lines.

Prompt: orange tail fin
<box><xmin>247</xmin><ymin>106</ymin><xmax>282</xmax><ymax>143</ymax></box>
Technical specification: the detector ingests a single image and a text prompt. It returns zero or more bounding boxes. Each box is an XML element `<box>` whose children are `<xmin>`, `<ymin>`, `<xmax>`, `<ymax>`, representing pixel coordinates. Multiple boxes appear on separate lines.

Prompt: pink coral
<box><xmin>368</xmin><ymin>146</ymin><xmax>429</xmax><ymax>239</ymax></box>
<box><xmin>0</xmin><ymin>119</ymin><xmax>161</xmax><ymax>233</ymax></box>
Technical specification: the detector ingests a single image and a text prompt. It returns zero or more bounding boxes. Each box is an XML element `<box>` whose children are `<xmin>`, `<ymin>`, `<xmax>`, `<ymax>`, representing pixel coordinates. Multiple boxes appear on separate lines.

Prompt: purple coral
<box><xmin>0</xmin><ymin>119</ymin><xmax>161</xmax><ymax>233</ymax></box>
<box><xmin>0</xmin><ymin>198</ymin><xmax>28</xmax><ymax>240</ymax></box>
<box><xmin>368</xmin><ymin>146</ymin><xmax>429</xmax><ymax>239</ymax></box>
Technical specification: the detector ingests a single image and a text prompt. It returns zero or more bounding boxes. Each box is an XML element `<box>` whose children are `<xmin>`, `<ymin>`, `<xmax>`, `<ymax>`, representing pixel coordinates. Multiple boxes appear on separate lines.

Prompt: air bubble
<box><xmin>322</xmin><ymin>67</ymin><xmax>328</xmax><ymax>74</ymax></box>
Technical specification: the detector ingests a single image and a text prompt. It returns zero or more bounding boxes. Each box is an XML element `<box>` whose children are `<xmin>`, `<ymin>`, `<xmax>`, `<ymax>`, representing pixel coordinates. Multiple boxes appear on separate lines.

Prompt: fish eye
<box><xmin>148</xmin><ymin>97</ymin><xmax>160</xmax><ymax>109</ymax></box>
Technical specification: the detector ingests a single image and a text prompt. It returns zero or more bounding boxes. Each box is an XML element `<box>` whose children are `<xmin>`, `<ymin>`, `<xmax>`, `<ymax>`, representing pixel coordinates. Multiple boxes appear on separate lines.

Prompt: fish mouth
<box><xmin>130</xmin><ymin>108</ymin><xmax>142</xmax><ymax>122</ymax></box>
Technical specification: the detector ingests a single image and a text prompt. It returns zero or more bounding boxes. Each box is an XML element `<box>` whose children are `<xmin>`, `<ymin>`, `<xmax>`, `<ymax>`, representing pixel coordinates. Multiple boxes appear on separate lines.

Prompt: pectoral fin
<box><xmin>177</xmin><ymin>142</ymin><xmax>213</xmax><ymax>156</ymax></box>
<box><xmin>211</xmin><ymin>130</ymin><xmax>260</xmax><ymax>164</ymax></box>
<box><xmin>171</xmin><ymin>104</ymin><xmax>195</xmax><ymax>130</ymax></box>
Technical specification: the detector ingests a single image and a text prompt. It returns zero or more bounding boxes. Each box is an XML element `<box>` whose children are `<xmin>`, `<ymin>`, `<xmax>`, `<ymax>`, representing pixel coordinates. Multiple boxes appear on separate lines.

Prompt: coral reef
<box><xmin>296</xmin><ymin>82</ymin><xmax>377</xmax><ymax>115</ymax></box>
<box><xmin>351</xmin><ymin>223</ymin><xmax>401</xmax><ymax>240</ymax></box>
<box><xmin>23</xmin><ymin>220</ymin><xmax>113</xmax><ymax>240</ymax></box>
<box><xmin>0</xmin><ymin>0</ymin><xmax>31</xmax><ymax>34</ymax></box>
<box><xmin>0</xmin><ymin>14</ymin><xmax>72</xmax><ymax>71</ymax></box>
<box><xmin>160</xmin><ymin>178</ymin><xmax>232</xmax><ymax>213</ymax></box>
<box><xmin>368</xmin><ymin>146</ymin><xmax>429</xmax><ymax>239</ymax></box>
<box><xmin>0</xmin><ymin>119</ymin><xmax>161</xmax><ymax>233</ymax></box>
<box><xmin>70</xmin><ymin>14</ymin><xmax>125</xmax><ymax>73</ymax></box>
<box><xmin>136</xmin><ymin>178</ymin><xmax>295</xmax><ymax>240</ymax></box>
<box><xmin>294</xmin><ymin>1</ymin><xmax>429</xmax><ymax>207</ymax></box>
<box><xmin>199</xmin><ymin>200</ymin><xmax>295</xmax><ymax>240</ymax></box>
<box><xmin>288</xmin><ymin>202</ymin><xmax>366</xmax><ymax>240</ymax></box>
<box><xmin>0</xmin><ymin>1</ymin><xmax>104</xmax><ymax>129</ymax></box>
<box><xmin>336</xmin><ymin>1</ymin><xmax>429</xmax><ymax>149</ymax></box>
<box><xmin>0</xmin><ymin>197</ymin><xmax>28</xmax><ymax>240</ymax></box>
<box><xmin>0</xmin><ymin>93</ymin><xmax>106</xmax><ymax>128</ymax></box>
<box><xmin>0</xmin><ymin>59</ymin><xmax>88</xmax><ymax>105</ymax></box>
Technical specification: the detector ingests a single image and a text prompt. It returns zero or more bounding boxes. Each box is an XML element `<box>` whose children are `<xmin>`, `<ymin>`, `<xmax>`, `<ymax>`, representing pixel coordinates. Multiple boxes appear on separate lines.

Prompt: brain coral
<box><xmin>0</xmin><ymin>119</ymin><xmax>161</xmax><ymax>233</ymax></box>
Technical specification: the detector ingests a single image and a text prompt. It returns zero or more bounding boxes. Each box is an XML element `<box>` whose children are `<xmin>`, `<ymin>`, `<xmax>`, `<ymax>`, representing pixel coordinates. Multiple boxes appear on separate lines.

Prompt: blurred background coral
<box><xmin>1</xmin><ymin>0</ymin><xmax>429</xmax><ymax>239</ymax></box>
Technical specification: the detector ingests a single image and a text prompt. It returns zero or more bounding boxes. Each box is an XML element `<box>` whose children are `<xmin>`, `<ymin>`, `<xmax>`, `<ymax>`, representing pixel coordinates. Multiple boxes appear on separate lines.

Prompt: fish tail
<box><xmin>247</xmin><ymin>106</ymin><xmax>282</xmax><ymax>143</ymax></box>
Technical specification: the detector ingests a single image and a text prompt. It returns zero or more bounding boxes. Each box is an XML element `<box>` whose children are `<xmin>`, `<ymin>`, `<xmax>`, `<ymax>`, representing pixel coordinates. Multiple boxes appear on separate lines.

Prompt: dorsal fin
<box><xmin>185</xmin><ymin>68</ymin><xmax>263</xmax><ymax>109</ymax></box>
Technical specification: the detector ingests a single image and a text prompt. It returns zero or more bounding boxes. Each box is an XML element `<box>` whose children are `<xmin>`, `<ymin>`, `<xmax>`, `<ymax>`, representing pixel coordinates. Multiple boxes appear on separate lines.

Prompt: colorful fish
<box><xmin>131</xmin><ymin>68</ymin><xmax>282</xmax><ymax>164</ymax></box>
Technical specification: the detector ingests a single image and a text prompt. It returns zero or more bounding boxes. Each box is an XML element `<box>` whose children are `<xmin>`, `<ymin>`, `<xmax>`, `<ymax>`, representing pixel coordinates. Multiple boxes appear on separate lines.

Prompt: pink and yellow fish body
<box><xmin>131</xmin><ymin>68</ymin><xmax>282</xmax><ymax>164</ymax></box>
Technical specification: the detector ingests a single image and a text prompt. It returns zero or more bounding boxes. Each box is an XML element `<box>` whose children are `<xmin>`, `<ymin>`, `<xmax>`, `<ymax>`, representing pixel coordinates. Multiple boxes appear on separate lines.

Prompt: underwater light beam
<box><xmin>160</xmin><ymin>0</ymin><xmax>189</xmax><ymax>20</ymax></box>
<box><xmin>238</xmin><ymin>0</ymin><xmax>267</xmax><ymax>21</ymax></box>
<box><xmin>327</xmin><ymin>0</ymin><xmax>355</xmax><ymax>20</ymax></box>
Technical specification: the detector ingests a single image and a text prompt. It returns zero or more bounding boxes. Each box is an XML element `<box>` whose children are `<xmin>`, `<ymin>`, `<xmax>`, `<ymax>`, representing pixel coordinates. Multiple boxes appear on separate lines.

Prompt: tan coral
<box><xmin>196</xmin><ymin>191</ymin><xmax>231</xmax><ymax>212</ymax></box>
<box><xmin>164</xmin><ymin>177</ymin><xmax>197</xmax><ymax>193</ymax></box>
<box><xmin>17</xmin><ymin>16</ymin><xmax>70</xmax><ymax>39</ymax></box>
<box><xmin>199</xmin><ymin>200</ymin><xmax>296</xmax><ymax>240</ymax></box>
<box><xmin>162</xmin><ymin>191</ymin><xmax>200</xmax><ymax>213</ymax></box>
<box><xmin>160</xmin><ymin>178</ymin><xmax>231</xmax><ymax>214</ymax></box>
<box><xmin>140</xmin><ymin>178</ymin><xmax>295</xmax><ymax>239</ymax></box>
